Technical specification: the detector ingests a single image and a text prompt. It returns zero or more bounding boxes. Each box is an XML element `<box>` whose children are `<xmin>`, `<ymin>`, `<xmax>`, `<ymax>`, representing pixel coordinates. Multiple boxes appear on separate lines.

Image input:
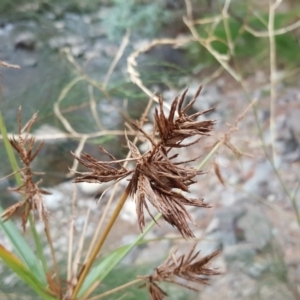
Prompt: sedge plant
<box><xmin>0</xmin><ymin>68</ymin><xmax>221</xmax><ymax>300</ymax></box>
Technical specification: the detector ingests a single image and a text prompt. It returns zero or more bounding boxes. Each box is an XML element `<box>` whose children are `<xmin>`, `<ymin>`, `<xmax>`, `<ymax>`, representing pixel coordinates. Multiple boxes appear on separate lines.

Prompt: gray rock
<box><xmin>48</xmin><ymin>35</ymin><xmax>84</xmax><ymax>50</ymax></box>
<box><xmin>237</xmin><ymin>209</ymin><xmax>272</xmax><ymax>250</ymax></box>
<box><xmin>224</xmin><ymin>244</ymin><xmax>256</xmax><ymax>264</ymax></box>
<box><xmin>22</xmin><ymin>57</ymin><xmax>37</xmax><ymax>67</ymax></box>
<box><xmin>14</xmin><ymin>31</ymin><xmax>35</xmax><ymax>50</ymax></box>
<box><xmin>247</xmin><ymin>262</ymin><xmax>268</xmax><ymax>278</ymax></box>
<box><xmin>88</xmin><ymin>24</ymin><xmax>106</xmax><ymax>38</ymax></box>
<box><xmin>259</xmin><ymin>283</ymin><xmax>295</xmax><ymax>300</ymax></box>
<box><xmin>215</xmin><ymin>207</ymin><xmax>245</xmax><ymax>248</ymax></box>
<box><xmin>77</xmin><ymin>181</ymin><xmax>113</xmax><ymax>196</ymax></box>
<box><xmin>243</xmin><ymin>160</ymin><xmax>273</xmax><ymax>196</ymax></box>
<box><xmin>196</xmin><ymin>232</ymin><xmax>221</xmax><ymax>256</ymax></box>
<box><xmin>275</xmin><ymin>113</ymin><xmax>300</xmax><ymax>162</ymax></box>
<box><xmin>71</xmin><ymin>43</ymin><xmax>86</xmax><ymax>57</ymax></box>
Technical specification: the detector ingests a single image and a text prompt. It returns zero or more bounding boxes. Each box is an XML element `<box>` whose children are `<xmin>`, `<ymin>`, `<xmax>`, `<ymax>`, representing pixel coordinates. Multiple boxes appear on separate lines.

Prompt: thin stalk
<box><xmin>87</xmin><ymin>278</ymin><xmax>142</xmax><ymax>300</ymax></box>
<box><xmin>72</xmin><ymin>183</ymin><xmax>132</xmax><ymax>298</ymax></box>
<box><xmin>29</xmin><ymin>217</ymin><xmax>47</xmax><ymax>273</ymax></box>
<box><xmin>67</xmin><ymin>185</ymin><xmax>77</xmax><ymax>282</ymax></box>
<box><xmin>84</xmin><ymin>184</ymin><xmax>118</xmax><ymax>263</ymax></box>
<box><xmin>268</xmin><ymin>0</ymin><xmax>281</xmax><ymax>167</ymax></box>
<box><xmin>0</xmin><ymin>111</ymin><xmax>47</xmax><ymax>271</ymax></box>
<box><xmin>221</xmin><ymin>0</ymin><xmax>234</xmax><ymax>57</ymax></box>
<box><xmin>198</xmin><ymin>142</ymin><xmax>221</xmax><ymax>170</ymax></box>
<box><xmin>81</xmin><ymin>213</ymin><xmax>163</xmax><ymax>299</ymax></box>
<box><xmin>238</xmin><ymin>82</ymin><xmax>300</xmax><ymax>226</ymax></box>
<box><xmin>44</xmin><ymin>219</ymin><xmax>61</xmax><ymax>296</ymax></box>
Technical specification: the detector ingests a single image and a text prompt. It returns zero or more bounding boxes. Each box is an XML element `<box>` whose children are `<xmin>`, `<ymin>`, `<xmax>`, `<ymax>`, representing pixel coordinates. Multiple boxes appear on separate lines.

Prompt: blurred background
<box><xmin>0</xmin><ymin>0</ymin><xmax>300</xmax><ymax>299</ymax></box>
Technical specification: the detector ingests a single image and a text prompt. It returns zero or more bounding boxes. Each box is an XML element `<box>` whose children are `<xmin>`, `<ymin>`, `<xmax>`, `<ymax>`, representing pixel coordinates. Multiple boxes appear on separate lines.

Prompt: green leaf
<box><xmin>78</xmin><ymin>214</ymin><xmax>161</xmax><ymax>297</ymax></box>
<box><xmin>0</xmin><ymin>245</ymin><xmax>57</xmax><ymax>300</ymax></box>
<box><xmin>0</xmin><ymin>207</ymin><xmax>47</xmax><ymax>284</ymax></box>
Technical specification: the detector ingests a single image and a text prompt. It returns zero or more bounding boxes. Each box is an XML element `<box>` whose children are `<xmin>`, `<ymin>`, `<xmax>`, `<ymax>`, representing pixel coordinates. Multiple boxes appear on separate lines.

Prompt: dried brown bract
<box><xmin>74</xmin><ymin>86</ymin><xmax>215</xmax><ymax>237</ymax></box>
<box><xmin>71</xmin><ymin>146</ymin><xmax>133</xmax><ymax>183</ymax></box>
<box><xmin>142</xmin><ymin>244</ymin><xmax>220</xmax><ymax>300</ymax></box>
<box><xmin>127</xmin><ymin>137</ymin><xmax>210</xmax><ymax>238</ymax></box>
<box><xmin>154</xmin><ymin>86</ymin><xmax>215</xmax><ymax>147</ymax></box>
<box><xmin>1</xmin><ymin>109</ymin><xmax>50</xmax><ymax>230</ymax></box>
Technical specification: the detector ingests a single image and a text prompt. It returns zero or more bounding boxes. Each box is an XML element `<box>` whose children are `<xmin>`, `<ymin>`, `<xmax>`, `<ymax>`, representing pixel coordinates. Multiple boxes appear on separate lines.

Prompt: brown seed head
<box><xmin>141</xmin><ymin>244</ymin><xmax>220</xmax><ymax>300</ymax></box>
<box><xmin>74</xmin><ymin>86</ymin><xmax>215</xmax><ymax>237</ymax></box>
<box><xmin>1</xmin><ymin>109</ymin><xmax>50</xmax><ymax>230</ymax></box>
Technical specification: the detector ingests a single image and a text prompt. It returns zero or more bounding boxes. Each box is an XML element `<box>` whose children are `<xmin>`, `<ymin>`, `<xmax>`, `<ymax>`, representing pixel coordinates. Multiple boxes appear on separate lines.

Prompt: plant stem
<box><xmin>197</xmin><ymin>142</ymin><xmax>221</xmax><ymax>170</ymax></box>
<box><xmin>72</xmin><ymin>183</ymin><xmax>132</xmax><ymax>298</ymax></box>
<box><xmin>29</xmin><ymin>216</ymin><xmax>48</xmax><ymax>273</ymax></box>
<box><xmin>87</xmin><ymin>278</ymin><xmax>143</xmax><ymax>300</ymax></box>
<box><xmin>80</xmin><ymin>213</ymin><xmax>163</xmax><ymax>299</ymax></box>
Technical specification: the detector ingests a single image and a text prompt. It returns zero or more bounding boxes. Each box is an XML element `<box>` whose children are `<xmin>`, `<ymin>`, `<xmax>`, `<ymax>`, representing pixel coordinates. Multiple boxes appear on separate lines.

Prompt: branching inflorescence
<box><xmin>142</xmin><ymin>244</ymin><xmax>220</xmax><ymax>300</ymax></box>
<box><xmin>73</xmin><ymin>85</ymin><xmax>215</xmax><ymax>238</ymax></box>
<box><xmin>1</xmin><ymin>109</ymin><xmax>50</xmax><ymax>230</ymax></box>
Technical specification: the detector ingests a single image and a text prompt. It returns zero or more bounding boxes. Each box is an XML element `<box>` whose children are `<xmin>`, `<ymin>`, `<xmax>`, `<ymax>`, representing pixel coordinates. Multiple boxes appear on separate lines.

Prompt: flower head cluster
<box><xmin>142</xmin><ymin>244</ymin><xmax>220</xmax><ymax>300</ymax></box>
<box><xmin>74</xmin><ymin>86</ymin><xmax>215</xmax><ymax>237</ymax></box>
<box><xmin>1</xmin><ymin>110</ymin><xmax>50</xmax><ymax>230</ymax></box>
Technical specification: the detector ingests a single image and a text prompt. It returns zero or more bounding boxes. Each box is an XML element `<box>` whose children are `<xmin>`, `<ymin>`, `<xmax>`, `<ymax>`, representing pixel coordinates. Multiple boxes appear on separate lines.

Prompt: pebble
<box><xmin>14</xmin><ymin>30</ymin><xmax>35</xmax><ymax>50</ymax></box>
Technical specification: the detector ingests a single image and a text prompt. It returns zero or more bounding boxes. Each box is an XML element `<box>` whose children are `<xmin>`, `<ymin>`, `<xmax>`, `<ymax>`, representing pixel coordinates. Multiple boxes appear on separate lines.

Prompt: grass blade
<box><xmin>0</xmin><ymin>207</ymin><xmax>47</xmax><ymax>284</ymax></box>
<box><xmin>0</xmin><ymin>245</ymin><xmax>57</xmax><ymax>300</ymax></box>
<box><xmin>79</xmin><ymin>214</ymin><xmax>161</xmax><ymax>297</ymax></box>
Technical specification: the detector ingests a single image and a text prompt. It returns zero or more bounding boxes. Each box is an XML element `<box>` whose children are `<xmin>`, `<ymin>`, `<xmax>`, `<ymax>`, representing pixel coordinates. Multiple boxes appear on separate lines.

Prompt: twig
<box><xmin>72</xmin><ymin>184</ymin><xmax>132</xmax><ymax>298</ymax></box>
<box><xmin>103</xmin><ymin>30</ymin><xmax>130</xmax><ymax>89</ymax></box>
<box><xmin>127</xmin><ymin>37</ymin><xmax>190</xmax><ymax>110</ymax></box>
<box><xmin>67</xmin><ymin>184</ymin><xmax>77</xmax><ymax>283</ymax></box>
<box><xmin>268</xmin><ymin>0</ymin><xmax>282</xmax><ymax>167</ymax></box>
<box><xmin>183</xmin><ymin>1</ymin><xmax>241</xmax><ymax>82</ymax></box>
<box><xmin>73</xmin><ymin>208</ymin><xmax>91</xmax><ymax>277</ymax></box>
<box><xmin>0</xmin><ymin>167</ymin><xmax>26</xmax><ymax>182</ymax></box>
<box><xmin>67</xmin><ymin>135</ymin><xmax>88</xmax><ymax>177</ymax></box>
<box><xmin>0</xmin><ymin>60</ymin><xmax>20</xmax><ymax>69</ymax></box>
<box><xmin>63</xmin><ymin>48</ymin><xmax>133</xmax><ymax>125</ymax></box>
<box><xmin>88</xmin><ymin>85</ymin><xmax>105</xmax><ymax>131</ymax></box>
<box><xmin>1</xmin><ymin>130</ymin><xmax>136</xmax><ymax>141</ymax></box>
<box><xmin>53</xmin><ymin>77</ymin><xmax>84</xmax><ymax>135</ymax></box>
<box><xmin>221</xmin><ymin>0</ymin><xmax>234</xmax><ymax>57</ymax></box>
<box><xmin>44</xmin><ymin>218</ymin><xmax>61</xmax><ymax>296</ymax></box>
<box><xmin>87</xmin><ymin>278</ymin><xmax>143</xmax><ymax>300</ymax></box>
<box><xmin>244</xmin><ymin>19</ymin><xmax>300</xmax><ymax>37</ymax></box>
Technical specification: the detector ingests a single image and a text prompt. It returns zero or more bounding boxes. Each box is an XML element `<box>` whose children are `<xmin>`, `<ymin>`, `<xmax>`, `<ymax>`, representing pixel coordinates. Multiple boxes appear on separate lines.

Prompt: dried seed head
<box><xmin>74</xmin><ymin>86</ymin><xmax>215</xmax><ymax>237</ymax></box>
<box><xmin>72</xmin><ymin>146</ymin><xmax>133</xmax><ymax>184</ymax></box>
<box><xmin>154</xmin><ymin>86</ymin><xmax>215</xmax><ymax>148</ymax></box>
<box><xmin>141</xmin><ymin>244</ymin><xmax>220</xmax><ymax>300</ymax></box>
<box><xmin>1</xmin><ymin>110</ymin><xmax>49</xmax><ymax>230</ymax></box>
<box><xmin>127</xmin><ymin>139</ymin><xmax>210</xmax><ymax>237</ymax></box>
